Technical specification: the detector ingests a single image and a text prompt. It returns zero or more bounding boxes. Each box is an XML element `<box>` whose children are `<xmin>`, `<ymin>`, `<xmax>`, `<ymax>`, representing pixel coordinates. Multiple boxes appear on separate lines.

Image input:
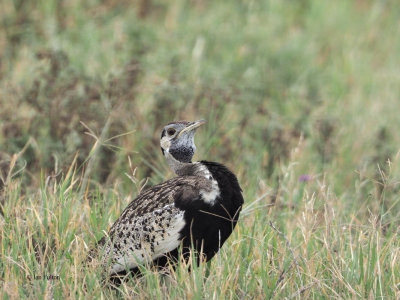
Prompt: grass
<box><xmin>1</xmin><ymin>0</ymin><xmax>400</xmax><ymax>298</ymax></box>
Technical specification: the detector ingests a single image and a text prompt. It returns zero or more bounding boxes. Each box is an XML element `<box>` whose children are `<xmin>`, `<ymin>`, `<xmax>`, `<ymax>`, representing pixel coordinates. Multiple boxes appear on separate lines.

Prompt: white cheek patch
<box><xmin>160</xmin><ymin>137</ymin><xmax>171</xmax><ymax>151</ymax></box>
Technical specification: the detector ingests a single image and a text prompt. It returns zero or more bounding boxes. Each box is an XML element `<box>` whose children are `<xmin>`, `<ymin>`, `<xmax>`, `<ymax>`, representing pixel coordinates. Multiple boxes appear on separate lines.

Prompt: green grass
<box><xmin>1</xmin><ymin>0</ymin><xmax>400</xmax><ymax>298</ymax></box>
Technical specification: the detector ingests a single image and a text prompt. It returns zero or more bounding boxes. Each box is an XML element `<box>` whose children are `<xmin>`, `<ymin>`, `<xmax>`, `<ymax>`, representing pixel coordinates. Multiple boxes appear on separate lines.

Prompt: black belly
<box><xmin>179</xmin><ymin>207</ymin><xmax>240</xmax><ymax>262</ymax></box>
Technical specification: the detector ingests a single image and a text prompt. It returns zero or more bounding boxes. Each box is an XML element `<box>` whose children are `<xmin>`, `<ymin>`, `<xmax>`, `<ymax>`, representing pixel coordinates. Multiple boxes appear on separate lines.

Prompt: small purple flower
<box><xmin>299</xmin><ymin>174</ymin><xmax>312</xmax><ymax>182</ymax></box>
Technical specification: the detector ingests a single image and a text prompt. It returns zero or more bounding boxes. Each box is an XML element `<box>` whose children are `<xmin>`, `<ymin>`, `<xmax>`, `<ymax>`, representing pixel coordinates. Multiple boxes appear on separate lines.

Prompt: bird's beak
<box><xmin>177</xmin><ymin>119</ymin><xmax>206</xmax><ymax>138</ymax></box>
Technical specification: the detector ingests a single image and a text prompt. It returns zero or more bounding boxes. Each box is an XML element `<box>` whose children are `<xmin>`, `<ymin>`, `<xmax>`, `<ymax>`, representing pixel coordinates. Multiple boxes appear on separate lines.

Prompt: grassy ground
<box><xmin>1</xmin><ymin>0</ymin><xmax>400</xmax><ymax>298</ymax></box>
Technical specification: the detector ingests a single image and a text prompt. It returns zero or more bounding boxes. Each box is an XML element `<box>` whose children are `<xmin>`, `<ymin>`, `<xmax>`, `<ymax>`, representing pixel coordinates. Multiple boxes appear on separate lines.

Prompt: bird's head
<box><xmin>160</xmin><ymin>120</ymin><xmax>206</xmax><ymax>166</ymax></box>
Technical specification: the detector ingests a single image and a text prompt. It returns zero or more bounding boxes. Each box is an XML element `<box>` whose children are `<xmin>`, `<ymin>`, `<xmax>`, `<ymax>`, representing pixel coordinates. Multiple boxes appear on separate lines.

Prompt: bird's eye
<box><xmin>167</xmin><ymin>128</ymin><xmax>176</xmax><ymax>136</ymax></box>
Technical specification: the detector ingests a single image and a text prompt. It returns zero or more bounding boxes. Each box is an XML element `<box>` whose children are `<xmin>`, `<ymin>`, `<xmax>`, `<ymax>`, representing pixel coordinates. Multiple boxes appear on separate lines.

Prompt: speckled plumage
<box><xmin>88</xmin><ymin>121</ymin><xmax>244</xmax><ymax>283</ymax></box>
<box><xmin>96</xmin><ymin>173</ymin><xmax>215</xmax><ymax>273</ymax></box>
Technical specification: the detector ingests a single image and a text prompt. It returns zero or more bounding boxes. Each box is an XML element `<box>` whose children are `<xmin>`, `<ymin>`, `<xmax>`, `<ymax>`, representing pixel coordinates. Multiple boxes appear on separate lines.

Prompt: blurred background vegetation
<box><xmin>2</xmin><ymin>0</ymin><xmax>400</xmax><ymax>211</ymax></box>
<box><xmin>1</xmin><ymin>0</ymin><xmax>400</xmax><ymax>297</ymax></box>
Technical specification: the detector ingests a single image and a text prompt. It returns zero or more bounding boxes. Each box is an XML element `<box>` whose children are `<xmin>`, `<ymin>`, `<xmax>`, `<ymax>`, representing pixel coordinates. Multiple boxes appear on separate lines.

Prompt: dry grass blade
<box><xmin>79</xmin><ymin>116</ymin><xmax>112</xmax><ymax>198</ymax></box>
<box><xmin>269</xmin><ymin>221</ymin><xmax>304</xmax><ymax>289</ymax></box>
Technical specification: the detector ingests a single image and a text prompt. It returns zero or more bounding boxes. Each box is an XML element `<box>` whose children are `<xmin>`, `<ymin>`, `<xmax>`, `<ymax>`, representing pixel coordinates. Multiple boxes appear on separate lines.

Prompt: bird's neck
<box><xmin>165</xmin><ymin>151</ymin><xmax>193</xmax><ymax>176</ymax></box>
<box><xmin>165</xmin><ymin>151</ymin><xmax>209</xmax><ymax>177</ymax></box>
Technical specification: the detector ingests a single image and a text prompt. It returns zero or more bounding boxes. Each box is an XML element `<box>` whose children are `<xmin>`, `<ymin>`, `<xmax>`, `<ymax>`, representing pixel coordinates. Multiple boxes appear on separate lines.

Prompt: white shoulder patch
<box><xmin>194</xmin><ymin>162</ymin><xmax>221</xmax><ymax>205</ymax></box>
<box><xmin>200</xmin><ymin>181</ymin><xmax>220</xmax><ymax>205</ymax></box>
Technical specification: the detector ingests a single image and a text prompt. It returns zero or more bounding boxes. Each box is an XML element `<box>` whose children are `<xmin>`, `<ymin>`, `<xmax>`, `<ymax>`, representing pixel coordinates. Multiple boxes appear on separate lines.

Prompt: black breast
<box><xmin>175</xmin><ymin>160</ymin><xmax>244</xmax><ymax>262</ymax></box>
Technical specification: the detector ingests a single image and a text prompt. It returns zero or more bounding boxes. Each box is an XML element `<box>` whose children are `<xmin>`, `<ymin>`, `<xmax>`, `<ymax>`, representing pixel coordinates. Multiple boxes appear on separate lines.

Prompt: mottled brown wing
<box><xmin>104</xmin><ymin>203</ymin><xmax>185</xmax><ymax>274</ymax></box>
<box><xmin>96</xmin><ymin>176</ymin><xmax>208</xmax><ymax>274</ymax></box>
<box><xmin>110</xmin><ymin>176</ymin><xmax>201</xmax><ymax>228</ymax></box>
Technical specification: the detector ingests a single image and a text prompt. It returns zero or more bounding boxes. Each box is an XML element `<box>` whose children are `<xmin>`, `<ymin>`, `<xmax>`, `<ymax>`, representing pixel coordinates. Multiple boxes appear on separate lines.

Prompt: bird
<box><xmin>89</xmin><ymin>120</ymin><xmax>244</xmax><ymax>283</ymax></box>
